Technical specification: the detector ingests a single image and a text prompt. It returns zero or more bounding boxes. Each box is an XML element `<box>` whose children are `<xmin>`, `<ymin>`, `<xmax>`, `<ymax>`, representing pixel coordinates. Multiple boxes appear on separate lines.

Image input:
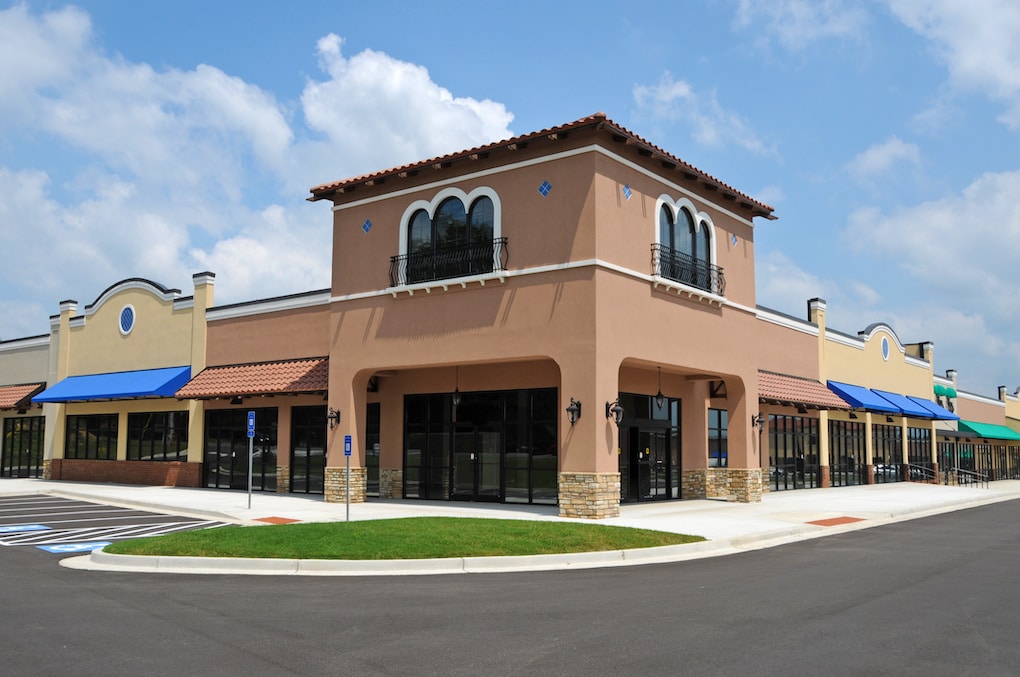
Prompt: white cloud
<box><xmin>633</xmin><ymin>72</ymin><xmax>774</xmax><ymax>155</ymax></box>
<box><xmin>889</xmin><ymin>0</ymin><xmax>1020</xmax><ymax>129</ymax></box>
<box><xmin>844</xmin><ymin>169</ymin><xmax>1020</xmax><ymax>309</ymax></box>
<box><xmin>0</xmin><ymin>7</ymin><xmax>516</xmax><ymax>339</ymax></box>
<box><xmin>297</xmin><ymin>34</ymin><xmax>515</xmax><ymax>188</ymax></box>
<box><xmin>734</xmin><ymin>0</ymin><xmax>868</xmax><ymax>52</ymax></box>
<box><xmin>846</xmin><ymin>136</ymin><xmax>921</xmax><ymax>180</ymax></box>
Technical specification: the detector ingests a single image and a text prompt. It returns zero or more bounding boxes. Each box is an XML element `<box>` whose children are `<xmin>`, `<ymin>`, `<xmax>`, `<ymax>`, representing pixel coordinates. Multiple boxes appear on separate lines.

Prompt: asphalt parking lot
<box><xmin>0</xmin><ymin>494</ymin><xmax>225</xmax><ymax>557</ymax></box>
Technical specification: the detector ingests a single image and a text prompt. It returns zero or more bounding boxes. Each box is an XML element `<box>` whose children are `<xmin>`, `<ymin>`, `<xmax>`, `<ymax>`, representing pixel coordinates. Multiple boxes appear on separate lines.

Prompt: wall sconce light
<box><xmin>452</xmin><ymin>365</ymin><xmax>462</xmax><ymax>407</ymax></box>
<box><xmin>605</xmin><ymin>399</ymin><xmax>624</xmax><ymax>425</ymax></box>
<box><xmin>566</xmin><ymin>398</ymin><xmax>582</xmax><ymax>425</ymax></box>
<box><xmin>751</xmin><ymin>413</ymin><xmax>766</xmax><ymax>431</ymax></box>
<box><xmin>848</xmin><ymin>411</ymin><xmax>858</xmax><ymax>419</ymax></box>
<box><xmin>326</xmin><ymin>407</ymin><xmax>341</xmax><ymax>430</ymax></box>
<box><xmin>655</xmin><ymin>367</ymin><xmax>665</xmax><ymax>410</ymax></box>
<box><xmin>230</xmin><ymin>396</ymin><xmax>243</xmax><ymax>405</ymax></box>
<box><xmin>886</xmin><ymin>416</ymin><xmax>894</xmax><ymax>423</ymax></box>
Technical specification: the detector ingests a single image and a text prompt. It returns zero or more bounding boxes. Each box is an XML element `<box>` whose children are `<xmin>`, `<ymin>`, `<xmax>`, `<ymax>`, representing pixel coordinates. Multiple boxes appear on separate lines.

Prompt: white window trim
<box><xmin>397</xmin><ymin>186</ymin><xmax>502</xmax><ymax>257</ymax></box>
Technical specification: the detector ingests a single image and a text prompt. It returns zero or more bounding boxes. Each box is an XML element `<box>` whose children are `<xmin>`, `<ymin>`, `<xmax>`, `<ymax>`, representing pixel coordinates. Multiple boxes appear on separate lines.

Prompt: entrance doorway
<box><xmin>616</xmin><ymin>393</ymin><xmax>681</xmax><ymax>503</ymax></box>
<box><xmin>451</xmin><ymin>424</ymin><xmax>501</xmax><ymax>501</ymax></box>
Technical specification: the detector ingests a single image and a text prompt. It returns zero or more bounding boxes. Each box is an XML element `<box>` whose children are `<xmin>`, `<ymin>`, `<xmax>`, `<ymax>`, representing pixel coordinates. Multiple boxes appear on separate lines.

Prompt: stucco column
<box><xmin>819</xmin><ymin>409</ymin><xmax>831</xmax><ymax>487</ymax></box>
<box><xmin>864</xmin><ymin>412</ymin><xmax>875</xmax><ymax>483</ymax></box>
<box><xmin>557</xmin><ymin>348</ymin><xmax>620</xmax><ymax>519</ymax></box>
<box><xmin>324</xmin><ymin>360</ymin><xmax>368</xmax><ymax>504</ymax></box>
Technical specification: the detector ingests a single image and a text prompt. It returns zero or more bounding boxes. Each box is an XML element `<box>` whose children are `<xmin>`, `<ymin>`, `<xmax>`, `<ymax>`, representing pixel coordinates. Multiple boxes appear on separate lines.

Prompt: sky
<box><xmin>1</xmin><ymin>0</ymin><xmax>1018</xmax><ymax>397</ymax></box>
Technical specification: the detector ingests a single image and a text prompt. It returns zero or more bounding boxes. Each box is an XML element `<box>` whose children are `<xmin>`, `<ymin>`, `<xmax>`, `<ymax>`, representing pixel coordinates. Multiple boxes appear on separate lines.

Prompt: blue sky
<box><xmin>1</xmin><ymin>0</ymin><xmax>1018</xmax><ymax>396</ymax></box>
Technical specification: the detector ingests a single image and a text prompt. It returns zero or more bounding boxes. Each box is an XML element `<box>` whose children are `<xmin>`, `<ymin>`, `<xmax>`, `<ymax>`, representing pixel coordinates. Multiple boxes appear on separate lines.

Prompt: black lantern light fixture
<box><xmin>326</xmin><ymin>407</ymin><xmax>341</xmax><ymax>430</ymax></box>
<box><xmin>655</xmin><ymin>367</ymin><xmax>665</xmax><ymax>410</ymax></box>
<box><xmin>751</xmin><ymin>412</ymin><xmax>766</xmax><ymax>431</ymax></box>
<box><xmin>566</xmin><ymin>398</ymin><xmax>582</xmax><ymax>425</ymax></box>
<box><xmin>452</xmin><ymin>365</ymin><xmax>462</xmax><ymax>407</ymax></box>
<box><xmin>606</xmin><ymin>399</ymin><xmax>624</xmax><ymax>425</ymax></box>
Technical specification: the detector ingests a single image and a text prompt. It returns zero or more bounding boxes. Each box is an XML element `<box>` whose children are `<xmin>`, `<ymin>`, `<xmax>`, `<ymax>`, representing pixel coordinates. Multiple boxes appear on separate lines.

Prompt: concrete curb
<box><xmin>57</xmin><ymin>488</ymin><xmax>1020</xmax><ymax>576</ymax></box>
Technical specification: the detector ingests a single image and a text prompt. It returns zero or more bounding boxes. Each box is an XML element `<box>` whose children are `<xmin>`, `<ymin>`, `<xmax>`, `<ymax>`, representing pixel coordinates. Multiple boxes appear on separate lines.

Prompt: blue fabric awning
<box><xmin>827</xmin><ymin>381</ymin><xmax>901</xmax><ymax>413</ymax></box>
<box><xmin>872</xmin><ymin>389</ymin><xmax>936</xmax><ymax>418</ymax></box>
<box><xmin>907</xmin><ymin>396</ymin><xmax>960</xmax><ymax>421</ymax></box>
<box><xmin>32</xmin><ymin>366</ymin><xmax>191</xmax><ymax>403</ymax></box>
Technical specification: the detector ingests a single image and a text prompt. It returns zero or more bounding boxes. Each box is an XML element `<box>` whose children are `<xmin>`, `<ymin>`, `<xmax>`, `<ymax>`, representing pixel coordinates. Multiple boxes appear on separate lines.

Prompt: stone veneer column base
<box><xmin>558</xmin><ymin>472</ymin><xmax>620</xmax><ymax>519</ymax></box>
<box><xmin>276</xmin><ymin>465</ymin><xmax>290</xmax><ymax>493</ymax></box>
<box><xmin>685</xmin><ymin>468</ymin><xmax>763</xmax><ymax>503</ymax></box>
<box><xmin>324</xmin><ymin>466</ymin><xmax>366</xmax><ymax>504</ymax></box>
<box><xmin>379</xmin><ymin>468</ymin><xmax>403</xmax><ymax>499</ymax></box>
<box><xmin>42</xmin><ymin>459</ymin><xmax>54</xmax><ymax>481</ymax></box>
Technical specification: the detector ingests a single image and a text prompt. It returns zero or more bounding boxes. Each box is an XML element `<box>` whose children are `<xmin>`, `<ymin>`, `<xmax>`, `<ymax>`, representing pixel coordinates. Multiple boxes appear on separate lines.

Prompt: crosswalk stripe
<box><xmin>0</xmin><ymin>521</ymin><xmax>224</xmax><ymax>546</ymax></box>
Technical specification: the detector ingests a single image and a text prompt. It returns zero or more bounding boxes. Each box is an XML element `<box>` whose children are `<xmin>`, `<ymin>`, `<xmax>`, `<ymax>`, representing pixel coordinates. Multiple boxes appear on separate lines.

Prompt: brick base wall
<box><xmin>820</xmin><ymin>465</ymin><xmax>831</xmax><ymax>488</ymax></box>
<box><xmin>46</xmin><ymin>459</ymin><xmax>201</xmax><ymax>487</ymax></box>
<box><xmin>380</xmin><ymin>468</ymin><xmax>403</xmax><ymax>499</ymax></box>
<box><xmin>558</xmin><ymin>472</ymin><xmax>620</xmax><ymax>519</ymax></box>
<box><xmin>325</xmin><ymin>466</ymin><xmax>366</xmax><ymax>504</ymax></box>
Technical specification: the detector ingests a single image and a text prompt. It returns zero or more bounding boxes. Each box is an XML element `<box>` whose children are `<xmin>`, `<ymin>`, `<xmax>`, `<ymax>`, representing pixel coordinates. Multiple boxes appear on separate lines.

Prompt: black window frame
<box><xmin>126</xmin><ymin>410</ymin><xmax>189</xmax><ymax>461</ymax></box>
<box><xmin>65</xmin><ymin>413</ymin><xmax>118</xmax><ymax>460</ymax></box>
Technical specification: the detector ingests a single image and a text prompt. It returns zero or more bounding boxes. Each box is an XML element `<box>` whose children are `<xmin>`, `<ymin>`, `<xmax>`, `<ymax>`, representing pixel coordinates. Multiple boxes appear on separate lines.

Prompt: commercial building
<box><xmin>2</xmin><ymin>113</ymin><xmax>1017</xmax><ymax>517</ymax></box>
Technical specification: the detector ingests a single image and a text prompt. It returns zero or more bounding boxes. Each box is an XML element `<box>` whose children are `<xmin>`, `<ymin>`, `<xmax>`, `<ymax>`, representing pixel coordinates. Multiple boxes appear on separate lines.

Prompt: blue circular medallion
<box><xmin>881</xmin><ymin>336</ymin><xmax>890</xmax><ymax>361</ymax></box>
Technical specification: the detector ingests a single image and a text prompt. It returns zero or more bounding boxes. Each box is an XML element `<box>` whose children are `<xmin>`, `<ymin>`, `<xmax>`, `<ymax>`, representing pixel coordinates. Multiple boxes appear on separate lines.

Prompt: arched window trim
<box><xmin>655</xmin><ymin>195</ymin><xmax>718</xmax><ymax>267</ymax></box>
<box><xmin>398</xmin><ymin>186</ymin><xmax>502</xmax><ymax>256</ymax></box>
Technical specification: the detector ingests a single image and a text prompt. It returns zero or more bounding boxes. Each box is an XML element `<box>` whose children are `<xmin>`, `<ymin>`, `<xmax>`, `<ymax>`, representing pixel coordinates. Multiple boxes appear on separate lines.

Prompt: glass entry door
<box><xmin>621</xmin><ymin>425</ymin><xmax>670</xmax><ymax>502</ymax></box>
<box><xmin>451</xmin><ymin>424</ymin><xmax>501</xmax><ymax>501</ymax></box>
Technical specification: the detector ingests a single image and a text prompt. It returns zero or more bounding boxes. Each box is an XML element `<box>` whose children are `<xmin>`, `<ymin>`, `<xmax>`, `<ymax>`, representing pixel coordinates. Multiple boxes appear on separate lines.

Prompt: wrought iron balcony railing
<box><xmin>650</xmin><ymin>243</ymin><xmax>725</xmax><ymax>295</ymax></box>
<box><xmin>390</xmin><ymin>237</ymin><xmax>509</xmax><ymax>287</ymax></box>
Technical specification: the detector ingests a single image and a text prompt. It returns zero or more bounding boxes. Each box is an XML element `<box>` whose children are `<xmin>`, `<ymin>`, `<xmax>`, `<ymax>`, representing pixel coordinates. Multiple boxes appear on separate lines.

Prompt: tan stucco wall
<box><xmin>955</xmin><ymin>393</ymin><xmax>1007</xmax><ymax>424</ymax></box>
<box><xmin>206</xmin><ymin>304</ymin><xmax>330</xmax><ymax>367</ymax></box>
<box><xmin>321</xmin><ymin>124</ymin><xmax>767</xmax><ymax>504</ymax></box>
<box><xmin>755</xmin><ymin>317</ymin><xmax>820</xmax><ymax>379</ymax></box>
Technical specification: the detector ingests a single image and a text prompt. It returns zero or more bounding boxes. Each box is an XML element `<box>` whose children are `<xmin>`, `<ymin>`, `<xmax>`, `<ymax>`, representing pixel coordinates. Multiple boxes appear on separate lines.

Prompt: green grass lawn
<box><xmin>103</xmin><ymin>517</ymin><xmax>704</xmax><ymax>560</ymax></box>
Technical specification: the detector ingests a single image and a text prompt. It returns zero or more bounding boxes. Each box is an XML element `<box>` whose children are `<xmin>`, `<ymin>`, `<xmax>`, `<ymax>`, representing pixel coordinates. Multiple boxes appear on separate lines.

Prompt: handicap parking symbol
<box><xmin>37</xmin><ymin>542</ymin><xmax>111</xmax><ymax>554</ymax></box>
<box><xmin>0</xmin><ymin>524</ymin><xmax>50</xmax><ymax>534</ymax></box>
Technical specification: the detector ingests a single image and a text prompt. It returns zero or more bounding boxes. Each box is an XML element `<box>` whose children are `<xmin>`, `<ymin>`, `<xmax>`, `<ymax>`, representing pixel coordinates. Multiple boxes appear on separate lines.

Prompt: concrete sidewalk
<box><xmin>0</xmin><ymin>477</ymin><xmax>1014</xmax><ymax>575</ymax></box>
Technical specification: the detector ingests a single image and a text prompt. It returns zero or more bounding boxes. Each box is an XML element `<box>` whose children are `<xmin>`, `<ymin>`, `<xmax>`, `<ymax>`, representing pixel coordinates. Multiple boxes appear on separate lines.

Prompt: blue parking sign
<box><xmin>344</xmin><ymin>434</ymin><xmax>352</xmax><ymax>456</ymax></box>
<box><xmin>247</xmin><ymin>410</ymin><xmax>255</xmax><ymax>438</ymax></box>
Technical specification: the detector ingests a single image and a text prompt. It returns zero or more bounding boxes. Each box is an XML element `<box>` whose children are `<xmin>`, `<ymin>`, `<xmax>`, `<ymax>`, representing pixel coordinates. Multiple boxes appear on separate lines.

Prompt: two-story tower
<box><xmin>309</xmin><ymin>113</ymin><xmax>774</xmax><ymax>518</ymax></box>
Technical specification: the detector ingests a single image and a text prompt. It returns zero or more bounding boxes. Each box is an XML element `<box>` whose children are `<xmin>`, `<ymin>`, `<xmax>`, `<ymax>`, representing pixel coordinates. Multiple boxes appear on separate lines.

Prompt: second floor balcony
<box><xmin>390</xmin><ymin>237</ymin><xmax>509</xmax><ymax>287</ymax></box>
<box><xmin>651</xmin><ymin>243</ymin><xmax>725</xmax><ymax>296</ymax></box>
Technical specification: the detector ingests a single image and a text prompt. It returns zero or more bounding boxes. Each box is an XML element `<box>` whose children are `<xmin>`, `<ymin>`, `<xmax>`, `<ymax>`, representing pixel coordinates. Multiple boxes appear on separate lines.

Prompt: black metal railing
<box><xmin>651</xmin><ymin>244</ymin><xmax>725</xmax><ymax>295</ymax></box>
<box><xmin>947</xmin><ymin>466</ymin><xmax>989</xmax><ymax>488</ymax></box>
<box><xmin>906</xmin><ymin>462</ymin><xmax>937</xmax><ymax>483</ymax></box>
<box><xmin>390</xmin><ymin>237</ymin><xmax>508</xmax><ymax>287</ymax></box>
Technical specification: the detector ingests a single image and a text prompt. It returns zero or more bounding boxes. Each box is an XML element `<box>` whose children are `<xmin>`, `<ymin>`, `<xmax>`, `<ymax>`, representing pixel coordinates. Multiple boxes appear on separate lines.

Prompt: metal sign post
<box><xmin>247</xmin><ymin>410</ymin><xmax>255</xmax><ymax>510</ymax></box>
<box><xmin>344</xmin><ymin>434</ymin><xmax>352</xmax><ymax>522</ymax></box>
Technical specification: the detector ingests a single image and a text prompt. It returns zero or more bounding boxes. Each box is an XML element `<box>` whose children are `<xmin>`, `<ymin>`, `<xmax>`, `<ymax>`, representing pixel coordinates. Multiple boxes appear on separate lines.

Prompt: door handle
<box><xmin>470</xmin><ymin>453</ymin><xmax>475</xmax><ymax>461</ymax></box>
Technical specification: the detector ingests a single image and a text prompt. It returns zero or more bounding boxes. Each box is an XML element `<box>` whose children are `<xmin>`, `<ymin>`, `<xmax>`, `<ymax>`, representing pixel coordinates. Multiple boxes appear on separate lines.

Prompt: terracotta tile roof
<box><xmin>758</xmin><ymin>370</ymin><xmax>850</xmax><ymax>410</ymax></box>
<box><xmin>308</xmin><ymin>112</ymin><xmax>775</xmax><ymax>219</ymax></box>
<box><xmin>0</xmin><ymin>383</ymin><xmax>45</xmax><ymax>410</ymax></box>
<box><xmin>176</xmin><ymin>358</ymin><xmax>328</xmax><ymax>399</ymax></box>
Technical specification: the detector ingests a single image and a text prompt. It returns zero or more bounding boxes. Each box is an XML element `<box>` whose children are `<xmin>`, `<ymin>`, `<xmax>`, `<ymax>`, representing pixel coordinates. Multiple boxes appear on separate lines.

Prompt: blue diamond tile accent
<box><xmin>538</xmin><ymin>180</ymin><xmax>552</xmax><ymax>197</ymax></box>
<box><xmin>730</xmin><ymin>233</ymin><xmax>738</xmax><ymax>246</ymax></box>
<box><xmin>623</xmin><ymin>184</ymin><xmax>632</xmax><ymax>200</ymax></box>
<box><xmin>362</xmin><ymin>219</ymin><xmax>372</xmax><ymax>233</ymax></box>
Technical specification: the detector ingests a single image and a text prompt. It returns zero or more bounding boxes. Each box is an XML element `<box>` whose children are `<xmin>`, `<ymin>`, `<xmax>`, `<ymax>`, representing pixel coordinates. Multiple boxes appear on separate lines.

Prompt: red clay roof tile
<box><xmin>758</xmin><ymin>370</ymin><xmax>850</xmax><ymax>410</ymax></box>
<box><xmin>0</xmin><ymin>383</ymin><xmax>45</xmax><ymax>410</ymax></box>
<box><xmin>308</xmin><ymin>112</ymin><xmax>774</xmax><ymax>218</ymax></box>
<box><xmin>175</xmin><ymin>358</ymin><xmax>328</xmax><ymax>399</ymax></box>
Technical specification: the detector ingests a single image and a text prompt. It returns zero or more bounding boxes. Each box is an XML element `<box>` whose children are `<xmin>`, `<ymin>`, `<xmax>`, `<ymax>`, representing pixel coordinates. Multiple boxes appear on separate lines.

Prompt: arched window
<box><xmin>400</xmin><ymin>192</ymin><xmax>501</xmax><ymax>284</ymax></box>
<box><xmin>654</xmin><ymin>198</ymin><xmax>723</xmax><ymax>294</ymax></box>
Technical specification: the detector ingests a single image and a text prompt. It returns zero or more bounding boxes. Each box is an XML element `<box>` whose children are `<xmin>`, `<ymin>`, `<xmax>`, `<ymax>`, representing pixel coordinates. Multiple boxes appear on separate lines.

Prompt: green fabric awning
<box><xmin>933</xmin><ymin>384</ymin><xmax>958</xmax><ymax>398</ymax></box>
<box><xmin>958</xmin><ymin>420</ymin><xmax>1020</xmax><ymax>441</ymax></box>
